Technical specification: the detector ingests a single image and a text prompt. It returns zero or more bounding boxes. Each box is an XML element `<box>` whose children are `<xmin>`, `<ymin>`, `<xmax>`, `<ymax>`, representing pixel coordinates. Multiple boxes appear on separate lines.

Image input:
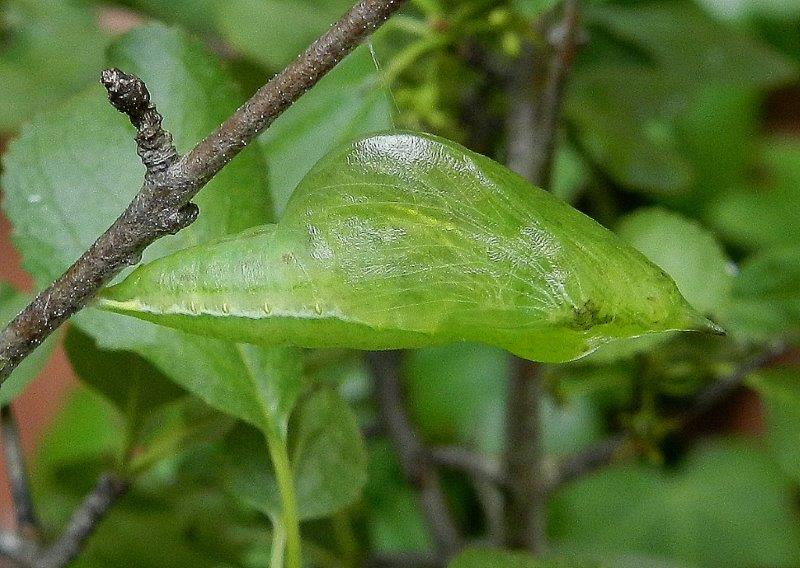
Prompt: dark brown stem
<box><xmin>503</xmin><ymin>357</ymin><xmax>547</xmax><ymax>553</ymax></box>
<box><xmin>544</xmin><ymin>433</ymin><xmax>629</xmax><ymax>493</ymax></box>
<box><xmin>0</xmin><ymin>0</ymin><xmax>407</xmax><ymax>387</ymax></box>
<box><xmin>503</xmin><ymin>0</ymin><xmax>582</xmax><ymax>553</ymax></box>
<box><xmin>34</xmin><ymin>474</ymin><xmax>129</xmax><ymax>568</ymax></box>
<box><xmin>429</xmin><ymin>446</ymin><xmax>505</xmax><ymax>488</ymax></box>
<box><xmin>100</xmin><ymin>68</ymin><xmax>179</xmax><ymax>180</ymax></box>
<box><xmin>505</xmin><ymin>0</ymin><xmax>580</xmax><ymax>188</ymax></box>
<box><xmin>1</xmin><ymin>405</ymin><xmax>39</xmax><ymax>540</ymax></box>
<box><xmin>366</xmin><ymin>351</ymin><xmax>462</xmax><ymax>560</ymax></box>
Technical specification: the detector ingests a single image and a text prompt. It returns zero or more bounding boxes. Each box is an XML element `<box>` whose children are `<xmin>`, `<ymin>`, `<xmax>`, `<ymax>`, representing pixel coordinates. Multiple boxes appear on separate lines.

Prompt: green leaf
<box><xmin>616</xmin><ymin>207</ymin><xmax>733</xmax><ymax>316</ymax></box>
<box><xmin>1</xmin><ymin>25</ymin><xmax>283</xmax><ymax>424</ymax></box>
<box><xmin>749</xmin><ymin>368</ymin><xmax>800</xmax><ymax>485</ymax></box>
<box><xmin>64</xmin><ymin>328</ymin><xmax>233</xmax><ymax>471</ymax></box>
<box><xmin>550</xmin><ymin>441</ymin><xmax>800</xmax><ymax>567</ymax></box>
<box><xmin>710</xmin><ymin>140</ymin><xmax>800</xmax><ymax>250</ymax></box>
<box><xmin>699</xmin><ymin>0</ymin><xmax>800</xmax><ymax>21</ymax></box>
<box><xmin>585</xmin><ymin>2</ymin><xmax>797</xmax><ymax>89</ymax></box>
<box><xmin>99</xmin><ymin>132</ymin><xmax>717</xmax><ymax>363</ymax></box>
<box><xmin>449</xmin><ymin>549</ymin><xmax>686</xmax><ymax>568</ymax></box>
<box><xmin>223</xmin><ymin>388</ymin><xmax>368</xmax><ymax>520</ymax></box>
<box><xmin>723</xmin><ymin>246</ymin><xmax>800</xmax><ymax>339</ymax></box>
<box><xmin>672</xmin><ymin>86</ymin><xmax>760</xmax><ymax>212</ymax></box>
<box><xmin>0</xmin><ymin>283</ymin><xmax>56</xmax><ymax>404</ymax></box>
<box><xmin>32</xmin><ymin>387</ymin><xmax>252</xmax><ymax>567</ymax></box>
<box><xmin>551</xmin><ymin>144</ymin><xmax>590</xmax><ymax>204</ymax></box>
<box><xmin>131</xmin><ymin>396</ymin><xmax>234</xmax><ymax>473</ymax></box>
<box><xmin>403</xmin><ymin>343</ymin><xmax>603</xmax><ymax>455</ymax></box>
<box><xmin>566</xmin><ymin>66</ymin><xmax>693</xmax><ymax>195</ymax></box>
<box><xmin>403</xmin><ymin>343</ymin><xmax>508</xmax><ymax>447</ymax></box>
<box><xmin>215</xmin><ymin>0</ymin><xmax>353</xmax><ymax>69</ymax></box>
<box><xmin>64</xmin><ymin>328</ymin><xmax>184</xmax><ymax>426</ymax></box>
<box><xmin>234</xmin><ymin>343</ymin><xmax>304</xmax><ymax>438</ymax></box>
<box><xmin>449</xmin><ymin>549</ymin><xmax>559</xmax><ymax>568</ymax></box>
<box><xmin>512</xmin><ymin>0</ymin><xmax>559</xmax><ymax>20</ymax></box>
<box><xmin>259</xmin><ymin>45</ymin><xmax>394</xmax><ymax>215</ymax></box>
<box><xmin>32</xmin><ymin>388</ymin><xmax>124</xmax><ymax>527</ymax></box>
<box><xmin>110</xmin><ymin>0</ymin><xmax>219</xmax><ymax>35</ymax></box>
<box><xmin>567</xmin><ymin>2</ymin><xmax>796</xmax><ymax>196</ymax></box>
<box><xmin>0</xmin><ymin>0</ymin><xmax>106</xmax><ymax>131</ymax></box>
<box><xmin>364</xmin><ymin>439</ymin><xmax>431</xmax><ymax>553</ymax></box>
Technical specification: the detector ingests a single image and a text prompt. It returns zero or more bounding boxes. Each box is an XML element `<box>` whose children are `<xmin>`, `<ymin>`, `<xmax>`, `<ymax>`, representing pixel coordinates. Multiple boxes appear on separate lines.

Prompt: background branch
<box><xmin>1</xmin><ymin>405</ymin><xmax>39</xmax><ymax>540</ymax></box>
<box><xmin>366</xmin><ymin>351</ymin><xmax>462</xmax><ymax>560</ymax></box>
<box><xmin>0</xmin><ymin>0</ymin><xmax>408</xmax><ymax>387</ymax></box>
<box><xmin>503</xmin><ymin>0</ymin><xmax>581</xmax><ymax>553</ymax></box>
<box><xmin>429</xmin><ymin>446</ymin><xmax>505</xmax><ymax>488</ymax></box>
<box><xmin>34</xmin><ymin>473</ymin><xmax>128</xmax><ymax>568</ymax></box>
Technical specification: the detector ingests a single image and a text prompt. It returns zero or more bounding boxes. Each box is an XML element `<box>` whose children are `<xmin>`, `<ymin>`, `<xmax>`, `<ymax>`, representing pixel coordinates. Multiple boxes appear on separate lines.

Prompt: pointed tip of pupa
<box><xmin>688</xmin><ymin>312</ymin><xmax>727</xmax><ymax>336</ymax></box>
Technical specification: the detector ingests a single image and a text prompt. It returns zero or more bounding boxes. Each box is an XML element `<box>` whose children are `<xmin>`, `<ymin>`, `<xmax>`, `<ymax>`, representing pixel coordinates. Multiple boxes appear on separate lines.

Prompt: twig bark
<box><xmin>366</xmin><ymin>351</ymin><xmax>462</xmax><ymax>560</ymax></box>
<box><xmin>1</xmin><ymin>406</ymin><xmax>39</xmax><ymax>540</ymax></box>
<box><xmin>543</xmin><ymin>433</ymin><xmax>629</xmax><ymax>493</ymax></box>
<box><xmin>429</xmin><ymin>446</ymin><xmax>505</xmax><ymax>488</ymax></box>
<box><xmin>0</xmin><ymin>0</ymin><xmax>408</xmax><ymax>387</ymax></box>
<box><xmin>503</xmin><ymin>0</ymin><xmax>581</xmax><ymax>553</ymax></box>
<box><xmin>503</xmin><ymin>357</ymin><xmax>547</xmax><ymax>553</ymax></box>
<box><xmin>34</xmin><ymin>474</ymin><xmax>128</xmax><ymax>568</ymax></box>
<box><xmin>505</xmin><ymin>0</ymin><xmax>580</xmax><ymax>188</ymax></box>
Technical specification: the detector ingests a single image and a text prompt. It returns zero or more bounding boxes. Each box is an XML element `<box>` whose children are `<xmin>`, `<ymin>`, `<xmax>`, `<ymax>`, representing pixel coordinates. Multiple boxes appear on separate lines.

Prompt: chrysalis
<box><xmin>98</xmin><ymin>132</ymin><xmax>721</xmax><ymax>362</ymax></box>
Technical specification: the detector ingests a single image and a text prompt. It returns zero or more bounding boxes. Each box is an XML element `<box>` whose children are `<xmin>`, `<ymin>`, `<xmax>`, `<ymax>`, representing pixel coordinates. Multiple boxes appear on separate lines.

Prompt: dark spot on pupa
<box><xmin>569</xmin><ymin>299</ymin><xmax>613</xmax><ymax>331</ymax></box>
<box><xmin>282</xmin><ymin>252</ymin><xmax>295</xmax><ymax>264</ymax></box>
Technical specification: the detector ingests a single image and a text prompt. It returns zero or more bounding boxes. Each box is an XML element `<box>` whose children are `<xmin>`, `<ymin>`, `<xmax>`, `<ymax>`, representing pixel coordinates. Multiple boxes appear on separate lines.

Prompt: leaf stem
<box><xmin>263</xmin><ymin>420</ymin><xmax>302</xmax><ymax>568</ymax></box>
<box><xmin>270</xmin><ymin>519</ymin><xmax>287</xmax><ymax>568</ymax></box>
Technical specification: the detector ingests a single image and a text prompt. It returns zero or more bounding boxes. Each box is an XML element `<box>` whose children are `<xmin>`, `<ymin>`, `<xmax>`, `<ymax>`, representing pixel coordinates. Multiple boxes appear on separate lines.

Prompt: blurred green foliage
<box><xmin>1</xmin><ymin>0</ymin><xmax>800</xmax><ymax>566</ymax></box>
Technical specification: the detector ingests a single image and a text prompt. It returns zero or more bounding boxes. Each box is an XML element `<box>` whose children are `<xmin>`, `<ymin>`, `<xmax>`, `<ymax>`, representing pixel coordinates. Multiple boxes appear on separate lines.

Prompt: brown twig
<box><xmin>33</xmin><ymin>474</ymin><xmax>129</xmax><ymax>568</ymax></box>
<box><xmin>366</xmin><ymin>351</ymin><xmax>462</xmax><ymax>560</ymax></box>
<box><xmin>429</xmin><ymin>446</ymin><xmax>505</xmax><ymax>488</ymax></box>
<box><xmin>1</xmin><ymin>406</ymin><xmax>39</xmax><ymax>540</ymax></box>
<box><xmin>0</xmin><ymin>0</ymin><xmax>407</xmax><ymax>387</ymax></box>
<box><xmin>543</xmin><ymin>434</ymin><xmax>629</xmax><ymax>493</ymax></box>
<box><xmin>0</xmin><ymin>473</ymin><xmax>127</xmax><ymax>568</ymax></box>
<box><xmin>503</xmin><ymin>357</ymin><xmax>548</xmax><ymax>553</ymax></box>
<box><xmin>503</xmin><ymin>0</ymin><xmax>582</xmax><ymax>553</ymax></box>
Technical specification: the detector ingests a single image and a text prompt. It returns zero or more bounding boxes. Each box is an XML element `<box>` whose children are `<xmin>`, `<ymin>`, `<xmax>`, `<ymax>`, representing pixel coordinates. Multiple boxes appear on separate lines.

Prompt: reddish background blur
<box><xmin>0</xmin><ymin>201</ymin><xmax>76</xmax><ymax>529</ymax></box>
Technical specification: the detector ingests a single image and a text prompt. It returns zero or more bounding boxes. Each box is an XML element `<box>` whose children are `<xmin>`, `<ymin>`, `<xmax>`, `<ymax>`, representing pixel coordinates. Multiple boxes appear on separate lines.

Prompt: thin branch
<box><xmin>543</xmin><ymin>433</ymin><xmax>629</xmax><ymax>493</ymax></box>
<box><xmin>547</xmin><ymin>344</ymin><xmax>789</xmax><ymax>492</ymax></box>
<box><xmin>502</xmin><ymin>1</ymin><xmax>582</xmax><ymax>554</ymax></box>
<box><xmin>1</xmin><ymin>405</ymin><xmax>39</xmax><ymax>540</ymax></box>
<box><xmin>472</xmin><ymin>477</ymin><xmax>506</xmax><ymax>547</ymax></box>
<box><xmin>681</xmin><ymin>344</ymin><xmax>787</xmax><ymax>425</ymax></box>
<box><xmin>503</xmin><ymin>357</ymin><xmax>547</xmax><ymax>553</ymax></box>
<box><xmin>366</xmin><ymin>351</ymin><xmax>462</xmax><ymax>560</ymax></box>
<box><xmin>34</xmin><ymin>474</ymin><xmax>128</xmax><ymax>568</ymax></box>
<box><xmin>533</xmin><ymin>0</ymin><xmax>581</xmax><ymax>188</ymax></box>
<box><xmin>429</xmin><ymin>446</ymin><xmax>505</xmax><ymax>488</ymax></box>
<box><xmin>0</xmin><ymin>0</ymin><xmax>408</xmax><ymax>387</ymax></box>
<box><xmin>505</xmin><ymin>0</ymin><xmax>580</xmax><ymax>188</ymax></box>
<box><xmin>0</xmin><ymin>531</ymin><xmax>39</xmax><ymax>567</ymax></box>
